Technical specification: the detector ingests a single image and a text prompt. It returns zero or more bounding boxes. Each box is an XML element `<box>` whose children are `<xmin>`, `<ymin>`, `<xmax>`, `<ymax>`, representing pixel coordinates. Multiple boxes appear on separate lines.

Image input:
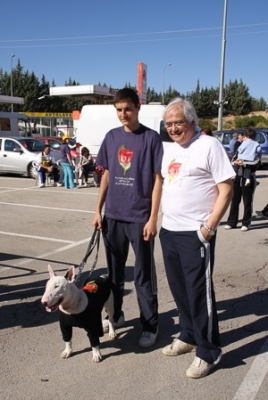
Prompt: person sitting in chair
<box><xmin>76</xmin><ymin>147</ymin><xmax>95</xmax><ymax>186</ymax></box>
<box><xmin>36</xmin><ymin>144</ymin><xmax>62</xmax><ymax>188</ymax></box>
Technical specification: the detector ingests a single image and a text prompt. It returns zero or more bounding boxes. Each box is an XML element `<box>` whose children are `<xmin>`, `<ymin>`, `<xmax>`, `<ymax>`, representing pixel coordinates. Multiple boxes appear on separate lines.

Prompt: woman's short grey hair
<box><xmin>163</xmin><ymin>97</ymin><xmax>199</xmax><ymax>126</ymax></box>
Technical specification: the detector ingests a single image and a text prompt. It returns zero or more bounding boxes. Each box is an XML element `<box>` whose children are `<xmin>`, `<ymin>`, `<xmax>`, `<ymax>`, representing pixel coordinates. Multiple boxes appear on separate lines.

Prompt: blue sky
<box><xmin>0</xmin><ymin>0</ymin><xmax>268</xmax><ymax>101</ymax></box>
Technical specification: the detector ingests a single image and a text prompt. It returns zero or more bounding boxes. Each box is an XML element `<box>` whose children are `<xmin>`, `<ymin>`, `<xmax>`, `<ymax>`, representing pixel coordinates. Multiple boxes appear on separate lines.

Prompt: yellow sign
<box><xmin>24</xmin><ymin>112</ymin><xmax>72</xmax><ymax>117</ymax></box>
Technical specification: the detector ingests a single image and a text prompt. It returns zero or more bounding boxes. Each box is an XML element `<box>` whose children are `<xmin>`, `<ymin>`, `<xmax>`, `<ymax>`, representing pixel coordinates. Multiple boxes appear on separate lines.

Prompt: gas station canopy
<box><xmin>0</xmin><ymin>95</ymin><xmax>24</xmax><ymax>104</ymax></box>
<box><xmin>49</xmin><ymin>85</ymin><xmax>117</xmax><ymax>103</ymax></box>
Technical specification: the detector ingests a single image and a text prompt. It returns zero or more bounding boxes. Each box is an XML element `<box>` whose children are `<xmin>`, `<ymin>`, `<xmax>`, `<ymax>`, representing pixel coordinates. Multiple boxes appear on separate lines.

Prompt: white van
<box><xmin>76</xmin><ymin>104</ymin><xmax>172</xmax><ymax>156</ymax></box>
<box><xmin>0</xmin><ymin>112</ymin><xmax>32</xmax><ymax>138</ymax></box>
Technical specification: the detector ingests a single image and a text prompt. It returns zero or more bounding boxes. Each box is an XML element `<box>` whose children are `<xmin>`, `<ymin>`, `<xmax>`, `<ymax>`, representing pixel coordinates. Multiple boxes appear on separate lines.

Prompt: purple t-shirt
<box><xmin>60</xmin><ymin>143</ymin><xmax>70</xmax><ymax>163</ymax></box>
<box><xmin>97</xmin><ymin>124</ymin><xmax>163</xmax><ymax>223</ymax></box>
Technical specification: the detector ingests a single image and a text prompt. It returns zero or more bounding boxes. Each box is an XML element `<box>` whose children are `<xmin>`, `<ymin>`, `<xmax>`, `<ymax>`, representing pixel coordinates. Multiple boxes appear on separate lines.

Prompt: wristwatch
<box><xmin>202</xmin><ymin>224</ymin><xmax>216</xmax><ymax>236</ymax></box>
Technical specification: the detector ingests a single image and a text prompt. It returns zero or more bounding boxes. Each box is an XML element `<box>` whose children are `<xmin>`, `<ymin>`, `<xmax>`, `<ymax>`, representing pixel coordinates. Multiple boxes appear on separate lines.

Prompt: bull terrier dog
<box><xmin>41</xmin><ymin>265</ymin><xmax>116</xmax><ymax>362</ymax></box>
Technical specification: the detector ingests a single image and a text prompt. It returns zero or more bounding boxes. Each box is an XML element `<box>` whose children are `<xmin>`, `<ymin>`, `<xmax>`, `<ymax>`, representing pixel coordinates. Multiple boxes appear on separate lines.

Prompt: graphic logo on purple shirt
<box><xmin>118</xmin><ymin>145</ymin><xmax>134</xmax><ymax>175</ymax></box>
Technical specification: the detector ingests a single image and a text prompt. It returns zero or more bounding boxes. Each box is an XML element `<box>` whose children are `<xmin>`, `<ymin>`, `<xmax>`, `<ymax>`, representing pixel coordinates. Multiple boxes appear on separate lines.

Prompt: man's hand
<box><xmin>92</xmin><ymin>212</ymin><xmax>102</xmax><ymax>231</ymax></box>
<box><xmin>143</xmin><ymin>220</ymin><xmax>157</xmax><ymax>241</ymax></box>
<box><xmin>200</xmin><ymin>225</ymin><xmax>212</xmax><ymax>241</ymax></box>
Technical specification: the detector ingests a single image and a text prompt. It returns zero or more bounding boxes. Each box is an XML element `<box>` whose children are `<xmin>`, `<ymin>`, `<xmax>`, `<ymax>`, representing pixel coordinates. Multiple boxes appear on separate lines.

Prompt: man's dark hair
<box><xmin>113</xmin><ymin>88</ymin><xmax>140</xmax><ymax>107</ymax></box>
<box><xmin>244</xmin><ymin>128</ymin><xmax>256</xmax><ymax>140</ymax></box>
<box><xmin>43</xmin><ymin>144</ymin><xmax>50</xmax><ymax>150</ymax></box>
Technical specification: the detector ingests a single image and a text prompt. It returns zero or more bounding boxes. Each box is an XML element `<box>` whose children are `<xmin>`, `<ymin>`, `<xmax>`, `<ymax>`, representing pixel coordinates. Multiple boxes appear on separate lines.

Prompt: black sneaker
<box><xmin>256</xmin><ymin>204</ymin><xmax>268</xmax><ymax>218</ymax></box>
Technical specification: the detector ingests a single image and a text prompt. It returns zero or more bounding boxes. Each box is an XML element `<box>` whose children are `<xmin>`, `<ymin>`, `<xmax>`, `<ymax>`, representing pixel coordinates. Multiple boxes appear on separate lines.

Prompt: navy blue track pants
<box><xmin>102</xmin><ymin>217</ymin><xmax>158</xmax><ymax>332</ymax></box>
<box><xmin>159</xmin><ymin>227</ymin><xmax>221</xmax><ymax>364</ymax></box>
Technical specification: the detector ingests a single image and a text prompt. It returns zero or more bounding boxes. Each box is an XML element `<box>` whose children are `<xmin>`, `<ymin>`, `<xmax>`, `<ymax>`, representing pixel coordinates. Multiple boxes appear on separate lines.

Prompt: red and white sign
<box><xmin>137</xmin><ymin>62</ymin><xmax>147</xmax><ymax>104</ymax></box>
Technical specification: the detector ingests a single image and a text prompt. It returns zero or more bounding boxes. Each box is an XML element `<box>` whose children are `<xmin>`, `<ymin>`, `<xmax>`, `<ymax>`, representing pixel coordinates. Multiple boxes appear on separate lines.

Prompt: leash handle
<box><xmin>75</xmin><ymin>229</ymin><xmax>100</xmax><ymax>286</ymax></box>
<box><xmin>83</xmin><ymin>228</ymin><xmax>100</xmax><ymax>263</ymax></box>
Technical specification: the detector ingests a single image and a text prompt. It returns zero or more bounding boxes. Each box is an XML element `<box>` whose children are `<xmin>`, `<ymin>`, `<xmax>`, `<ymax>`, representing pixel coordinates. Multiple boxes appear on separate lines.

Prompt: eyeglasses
<box><xmin>164</xmin><ymin>120</ymin><xmax>186</xmax><ymax>129</ymax></box>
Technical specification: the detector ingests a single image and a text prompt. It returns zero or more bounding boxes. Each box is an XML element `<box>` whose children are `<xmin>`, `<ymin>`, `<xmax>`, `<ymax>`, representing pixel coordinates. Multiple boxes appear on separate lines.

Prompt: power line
<box><xmin>0</xmin><ymin>22</ymin><xmax>267</xmax><ymax>44</ymax></box>
<box><xmin>0</xmin><ymin>30</ymin><xmax>267</xmax><ymax>50</ymax></box>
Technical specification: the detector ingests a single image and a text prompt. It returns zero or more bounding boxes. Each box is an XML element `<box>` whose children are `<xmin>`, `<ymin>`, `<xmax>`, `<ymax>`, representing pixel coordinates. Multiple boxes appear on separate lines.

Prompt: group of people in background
<box><xmin>201</xmin><ymin>127</ymin><xmax>262</xmax><ymax>231</ymax></box>
<box><xmin>36</xmin><ymin>135</ymin><xmax>102</xmax><ymax>189</ymax></box>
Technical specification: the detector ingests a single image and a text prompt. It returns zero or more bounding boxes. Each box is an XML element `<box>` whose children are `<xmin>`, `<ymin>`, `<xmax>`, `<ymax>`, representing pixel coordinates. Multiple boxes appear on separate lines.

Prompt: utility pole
<box><xmin>217</xmin><ymin>0</ymin><xmax>228</xmax><ymax>131</ymax></box>
<box><xmin>10</xmin><ymin>54</ymin><xmax>15</xmax><ymax>112</ymax></box>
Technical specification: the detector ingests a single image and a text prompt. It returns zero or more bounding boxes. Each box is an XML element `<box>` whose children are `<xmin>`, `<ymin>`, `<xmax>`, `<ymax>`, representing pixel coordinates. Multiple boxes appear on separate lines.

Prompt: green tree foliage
<box><xmin>224</xmin><ymin>79</ymin><xmax>252</xmax><ymax>115</ymax></box>
<box><xmin>198</xmin><ymin>118</ymin><xmax>217</xmax><ymax>131</ymax></box>
<box><xmin>146</xmin><ymin>87</ymin><xmax>161</xmax><ymax>103</ymax></box>
<box><xmin>163</xmin><ymin>85</ymin><xmax>182</xmax><ymax>105</ymax></box>
<box><xmin>234</xmin><ymin>115</ymin><xmax>268</xmax><ymax>128</ymax></box>
<box><xmin>0</xmin><ymin>61</ymin><xmax>267</xmax><ymax>115</ymax></box>
<box><xmin>251</xmin><ymin>96</ymin><xmax>267</xmax><ymax>111</ymax></box>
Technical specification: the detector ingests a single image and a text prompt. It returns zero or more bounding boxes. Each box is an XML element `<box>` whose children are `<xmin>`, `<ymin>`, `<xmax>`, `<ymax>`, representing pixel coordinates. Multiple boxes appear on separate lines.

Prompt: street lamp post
<box><xmin>162</xmin><ymin>63</ymin><xmax>171</xmax><ymax>105</ymax></box>
<box><xmin>217</xmin><ymin>0</ymin><xmax>228</xmax><ymax>131</ymax></box>
<box><xmin>10</xmin><ymin>54</ymin><xmax>15</xmax><ymax>112</ymax></box>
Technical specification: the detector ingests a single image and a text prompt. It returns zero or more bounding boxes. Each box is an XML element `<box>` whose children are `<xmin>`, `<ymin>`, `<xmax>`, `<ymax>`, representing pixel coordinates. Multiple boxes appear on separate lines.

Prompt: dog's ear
<box><xmin>65</xmin><ymin>266</ymin><xmax>76</xmax><ymax>282</ymax></box>
<box><xmin>48</xmin><ymin>264</ymin><xmax>56</xmax><ymax>278</ymax></box>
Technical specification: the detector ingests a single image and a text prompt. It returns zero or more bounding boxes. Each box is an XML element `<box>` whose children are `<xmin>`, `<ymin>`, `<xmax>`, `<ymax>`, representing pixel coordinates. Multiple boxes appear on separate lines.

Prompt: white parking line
<box><xmin>0</xmin><ymin>201</ymin><xmax>94</xmax><ymax>213</ymax></box>
<box><xmin>0</xmin><ymin>231</ymin><xmax>74</xmax><ymax>243</ymax></box>
<box><xmin>232</xmin><ymin>337</ymin><xmax>268</xmax><ymax>400</ymax></box>
<box><xmin>17</xmin><ymin>237</ymin><xmax>93</xmax><ymax>266</ymax></box>
<box><xmin>0</xmin><ymin>237</ymin><xmax>92</xmax><ymax>273</ymax></box>
<box><xmin>0</xmin><ymin>186</ymin><xmax>37</xmax><ymax>194</ymax></box>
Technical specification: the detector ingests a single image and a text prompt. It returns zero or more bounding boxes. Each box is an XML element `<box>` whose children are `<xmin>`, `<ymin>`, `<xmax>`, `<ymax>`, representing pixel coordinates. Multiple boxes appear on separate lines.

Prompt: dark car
<box><xmin>213</xmin><ymin>129</ymin><xmax>268</xmax><ymax>166</ymax></box>
<box><xmin>35</xmin><ymin>136</ymin><xmax>80</xmax><ymax>159</ymax></box>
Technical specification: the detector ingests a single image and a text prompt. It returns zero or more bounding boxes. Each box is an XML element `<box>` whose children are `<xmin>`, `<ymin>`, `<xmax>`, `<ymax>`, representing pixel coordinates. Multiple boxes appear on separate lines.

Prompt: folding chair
<box><xmin>32</xmin><ymin>161</ymin><xmax>53</xmax><ymax>186</ymax></box>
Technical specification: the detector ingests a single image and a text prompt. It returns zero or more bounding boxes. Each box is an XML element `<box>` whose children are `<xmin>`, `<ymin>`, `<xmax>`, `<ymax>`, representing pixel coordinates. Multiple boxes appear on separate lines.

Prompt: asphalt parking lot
<box><xmin>0</xmin><ymin>173</ymin><xmax>268</xmax><ymax>400</ymax></box>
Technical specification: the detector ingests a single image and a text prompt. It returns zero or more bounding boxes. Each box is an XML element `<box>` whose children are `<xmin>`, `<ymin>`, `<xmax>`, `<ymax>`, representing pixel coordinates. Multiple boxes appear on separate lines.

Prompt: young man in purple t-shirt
<box><xmin>92</xmin><ymin>88</ymin><xmax>163</xmax><ymax>347</ymax></box>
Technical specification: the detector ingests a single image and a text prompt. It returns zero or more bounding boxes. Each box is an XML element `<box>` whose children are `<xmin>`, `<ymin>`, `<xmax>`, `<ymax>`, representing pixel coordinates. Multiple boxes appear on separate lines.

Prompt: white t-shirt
<box><xmin>36</xmin><ymin>152</ymin><xmax>56</xmax><ymax>171</ymax></box>
<box><xmin>161</xmin><ymin>133</ymin><xmax>235</xmax><ymax>231</ymax></box>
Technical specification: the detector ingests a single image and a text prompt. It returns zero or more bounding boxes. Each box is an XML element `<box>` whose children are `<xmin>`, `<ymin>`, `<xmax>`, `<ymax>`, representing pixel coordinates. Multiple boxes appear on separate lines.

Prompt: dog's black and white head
<box><xmin>41</xmin><ymin>265</ymin><xmax>75</xmax><ymax>312</ymax></box>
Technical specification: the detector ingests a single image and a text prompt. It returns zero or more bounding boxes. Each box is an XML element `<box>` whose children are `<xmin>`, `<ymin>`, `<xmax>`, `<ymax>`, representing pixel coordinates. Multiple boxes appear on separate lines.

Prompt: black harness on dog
<box><xmin>59</xmin><ymin>276</ymin><xmax>111</xmax><ymax>347</ymax></box>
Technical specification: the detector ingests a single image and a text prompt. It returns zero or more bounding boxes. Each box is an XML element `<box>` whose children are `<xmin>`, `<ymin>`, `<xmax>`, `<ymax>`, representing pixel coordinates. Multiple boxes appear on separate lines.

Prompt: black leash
<box><xmin>75</xmin><ymin>228</ymin><xmax>100</xmax><ymax>287</ymax></box>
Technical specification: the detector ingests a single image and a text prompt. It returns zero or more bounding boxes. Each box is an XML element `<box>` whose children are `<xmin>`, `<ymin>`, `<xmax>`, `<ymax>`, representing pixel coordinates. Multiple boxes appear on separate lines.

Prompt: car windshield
<box><xmin>17</xmin><ymin>138</ymin><xmax>44</xmax><ymax>152</ymax></box>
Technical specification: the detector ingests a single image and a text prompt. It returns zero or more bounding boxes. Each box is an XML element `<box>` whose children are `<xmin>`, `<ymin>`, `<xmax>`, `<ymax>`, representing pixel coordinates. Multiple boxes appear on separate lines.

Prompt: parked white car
<box><xmin>0</xmin><ymin>137</ymin><xmax>61</xmax><ymax>178</ymax></box>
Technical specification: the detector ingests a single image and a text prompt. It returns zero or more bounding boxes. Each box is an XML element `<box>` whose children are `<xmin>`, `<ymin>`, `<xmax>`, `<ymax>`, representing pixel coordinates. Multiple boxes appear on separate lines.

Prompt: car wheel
<box><xmin>29</xmin><ymin>163</ymin><xmax>37</xmax><ymax>179</ymax></box>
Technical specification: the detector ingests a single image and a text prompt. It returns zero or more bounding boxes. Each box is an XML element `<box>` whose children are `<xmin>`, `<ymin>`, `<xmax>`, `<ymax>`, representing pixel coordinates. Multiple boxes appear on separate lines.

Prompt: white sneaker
<box><xmin>241</xmin><ymin>226</ymin><xmax>249</xmax><ymax>232</ymax></box>
<box><xmin>162</xmin><ymin>339</ymin><xmax>196</xmax><ymax>356</ymax></box>
<box><xmin>139</xmin><ymin>327</ymin><xmax>158</xmax><ymax>348</ymax></box>
<box><xmin>224</xmin><ymin>225</ymin><xmax>233</xmax><ymax>230</ymax></box>
<box><xmin>56</xmin><ymin>182</ymin><xmax>62</xmax><ymax>187</ymax></box>
<box><xmin>186</xmin><ymin>352</ymin><xmax>222</xmax><ymax>379</ymax></box>
<box><xmin>39</xmin><ymin>184</ymin><xmax>45</xmax><ymax>188</ymax></box>
<box><xmin>102</xmin><ymin>313</ymin><xmax>125</xmax><ymax>334</ymax></box>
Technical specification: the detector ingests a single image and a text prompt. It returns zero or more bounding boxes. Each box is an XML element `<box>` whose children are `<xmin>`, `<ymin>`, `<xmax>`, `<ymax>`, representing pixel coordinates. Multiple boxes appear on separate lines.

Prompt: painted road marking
<box><xmin>0</xmin><ymin>231</ymin><xmax>74</xmax><ymax>243</ymax></box>
<box><xmin>232</xmin><ymin>337</ymin><xmax>268</xmax><ymax>400</ymax></box>
<box><xmin>16</xmin><ymin>237</ymin><xmax>93</xmax><ymax>266</ymax></box>
<box><xmin>0</xmin><ymin>201</ymin><xmax>94</xmax><ymax>213</ymax></box>
<box><xmin>0</xmin><ymin>237</ymin><xmax>92</xmax><ymax>273</ymax></box>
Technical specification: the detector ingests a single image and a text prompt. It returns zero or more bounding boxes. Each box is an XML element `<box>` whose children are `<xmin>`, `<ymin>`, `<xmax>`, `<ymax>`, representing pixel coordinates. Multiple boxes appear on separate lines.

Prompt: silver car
<box><xmin>0</xmin><ymin>137</ymin><xmax>61</xmax><ymax>178</ymax></box>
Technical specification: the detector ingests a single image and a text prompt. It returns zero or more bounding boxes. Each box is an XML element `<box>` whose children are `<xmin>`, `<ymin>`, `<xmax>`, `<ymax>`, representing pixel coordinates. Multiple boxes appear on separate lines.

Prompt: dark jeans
<box><xmin>83</xmin><ymin>163</ymin><xmax>95</xmax><ymax>182</ymax></box>
<box><xmin>227</xmin><ymin>175</ymin><xmax>256</xmax><ymax>227</ymax></box>
<box><xmin>38</xmin><ymin>166</ymin><xmax>59</xmax><ymax>184</ymax></box>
